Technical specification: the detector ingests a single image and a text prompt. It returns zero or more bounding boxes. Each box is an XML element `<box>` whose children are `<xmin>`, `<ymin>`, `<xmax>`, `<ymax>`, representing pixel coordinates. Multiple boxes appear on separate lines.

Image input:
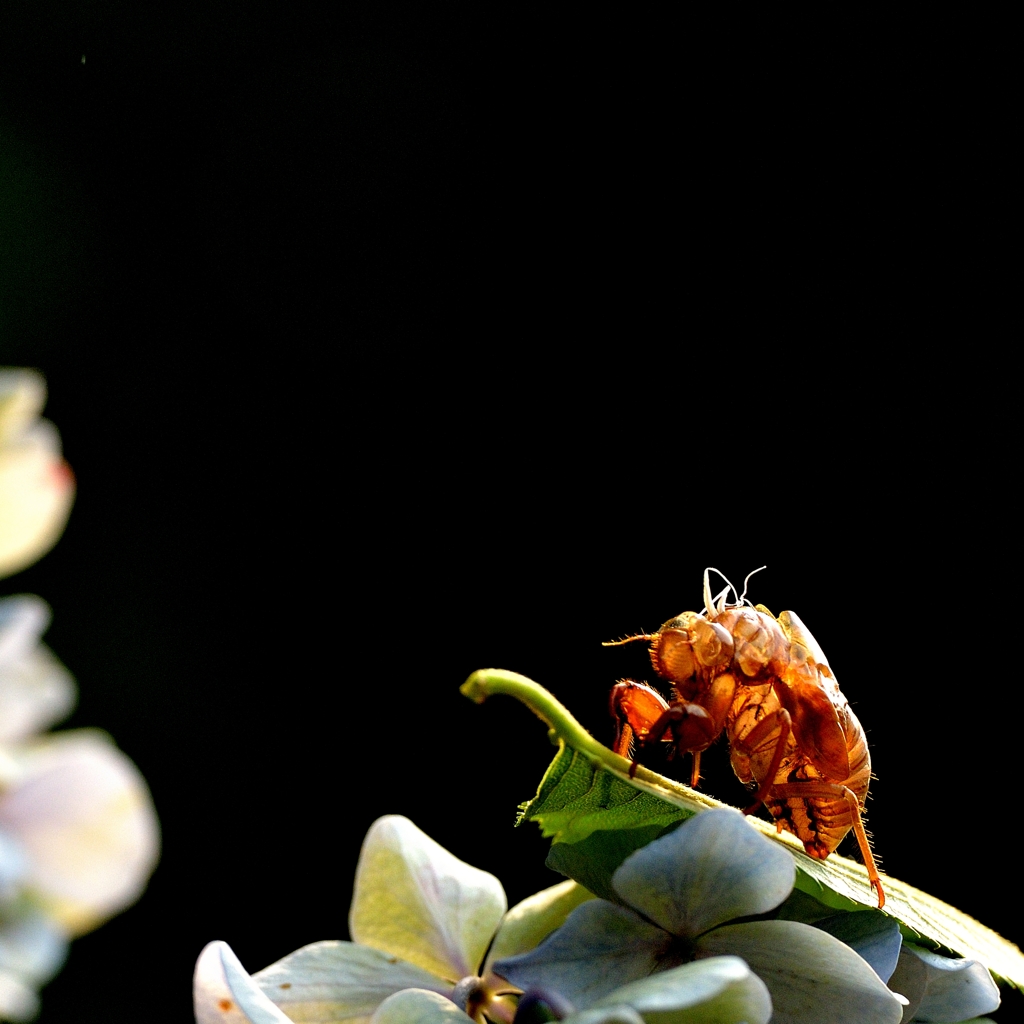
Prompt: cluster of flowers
<box><xmin>194</xmin><ymin>811</ymin><xmax>1001</xmax><ymax>1024</ymax></box>
<box><xmin>0</xmin><ymin>369</ymin><xmax>160</xmax><ymax>1021</ymax></box>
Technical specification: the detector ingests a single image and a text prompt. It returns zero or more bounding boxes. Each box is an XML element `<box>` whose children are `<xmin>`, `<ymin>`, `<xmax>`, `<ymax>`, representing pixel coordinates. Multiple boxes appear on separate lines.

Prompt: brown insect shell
<box><xmin>648</xmin><ymin>611</ymin><xmax>735</xmax><ymax>684</ymax></box>
<box><xmin>774</xmin><ymin>622</ymin><xmax>852</xmax><ymax>781</ymax></box>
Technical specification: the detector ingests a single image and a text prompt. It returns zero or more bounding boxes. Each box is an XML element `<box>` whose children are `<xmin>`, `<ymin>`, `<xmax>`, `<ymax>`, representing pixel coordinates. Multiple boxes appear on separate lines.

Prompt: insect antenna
<box><xmin>601</xmin><ymin>633</ymin><xmax>657</xmax><ymax>648</ymax></box>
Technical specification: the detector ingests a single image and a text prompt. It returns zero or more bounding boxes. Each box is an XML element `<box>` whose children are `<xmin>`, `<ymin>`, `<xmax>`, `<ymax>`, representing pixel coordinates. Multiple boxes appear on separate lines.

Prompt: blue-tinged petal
<box><xmin>612</xmin><ymin>809</ymin><xmax>794</xmax><ymax>938</ymax></box>
<box><xmin>695</xmin><ymin>920</ymin><xmax>905</xmax><ymax>1024</ymax></box>
<box><xmin>812</xmin><ymin>912</ymin><xmax>902</xmax><ymax>983</ymax></box>
<box><xmin>0</xmin><ymin>910</ymin><xmax>69</xmax><ymax>989</ymax></box>
<box><xmin>0</xmin><ymin>595</ymin><xmax>75</xmax><ymax>742</ymax></box>
<box><xmin>485</xmin><ymin>880</ymin><xmax>594</xmax><ymax>971</ymax></box>
<box><xmin>370</xmin><ymin>989</ymin><xmax>474</xmax><ymax>1024</ymax></box>
<box><xmin>194</xmin><ymin>941</ymin><xmax>295</xmax><ymax>1024</ymax></box>
<box><xmin>350</xmin><ymin>817</ymin><xmax>506</xmax><ymax>982</ymax></box>
<box><xmin>563</xmin><ymin>1006</ymin><xmax>645</xmax><ymax>1024</ymax></box>
<box><xmin>888</xmin><ymin>944</ymin><xmax>1000</xmax><ymax>1023</ymax></box>
<box><xmin>253</xmin><ymin>940</ymin><xmax>452</xmax><ymax>1024</ymax></box>
<box><xmin>591</xmin><ymin>956</ymin><xmax>772</xmax><ymax>1024</ymax></box>
<box><xmin>493</xmin><ymin>900</ymin><xmax>670</xmax><ymax>1009</ymax></box>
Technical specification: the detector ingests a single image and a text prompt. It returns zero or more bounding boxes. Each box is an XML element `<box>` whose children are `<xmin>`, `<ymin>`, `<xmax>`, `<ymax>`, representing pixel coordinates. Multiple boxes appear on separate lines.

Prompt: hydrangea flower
<box><xmin>194</xmin><ymin>816</ymin><xmax>771</xmax><ymax>1024</ymax></box>
<box><xmin>0</xmin><ymin>370</ymin><xmax>75</xmax><ymax>580</ymax></box>
<box><xmin>0</xmin><ymin>595</ymin><xmax>160</xmax><ymax>1021</ymax></box>
<box><xmin>889</xmin><ymin>943</ymin><xmax>1000</xmax><ymax>1023</ymax></box>
<box><xmin>494</xmin><ymin>808</ymin><xmax>906</xmax><ymax>1024</ymax></box>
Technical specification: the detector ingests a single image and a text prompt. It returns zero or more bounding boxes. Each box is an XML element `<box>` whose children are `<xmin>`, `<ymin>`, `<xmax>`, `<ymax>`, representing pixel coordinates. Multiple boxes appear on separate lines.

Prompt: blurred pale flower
<box><xmin>0</xmin><ymin>595</ymin><xmax>160</xmax><ymax>1020</ymax></box>
<box><xmin>0</xmin><ymin>370</ymin><xmax>75</xmax><ymax>580</ymax></box>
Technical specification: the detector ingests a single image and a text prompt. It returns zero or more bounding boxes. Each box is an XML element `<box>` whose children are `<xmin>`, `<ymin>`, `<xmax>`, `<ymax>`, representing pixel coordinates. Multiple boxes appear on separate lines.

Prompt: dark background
<box><xmin>1</xmin><ymin>7</ymin><xmax>1017</xmax><ymax>1022</ymax></box>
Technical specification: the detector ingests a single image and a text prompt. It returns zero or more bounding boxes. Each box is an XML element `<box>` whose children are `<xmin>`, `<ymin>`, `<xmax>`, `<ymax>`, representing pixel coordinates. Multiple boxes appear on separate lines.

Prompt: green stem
<box><xmin>461</xmin><ymin>668</ymin><xmax>720</xmax><ymax>815</ymax></box>
<box><xmin>461</xmin><ymin>669</ymin><xmax>630</xmax><ymax>769</ymax></box>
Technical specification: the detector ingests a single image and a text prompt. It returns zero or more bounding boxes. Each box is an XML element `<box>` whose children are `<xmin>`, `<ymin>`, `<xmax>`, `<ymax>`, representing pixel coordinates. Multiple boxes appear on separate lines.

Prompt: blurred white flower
<box><xmin>0</xmin><ymin>369</ymin><xmax>75</xmax><ymax>580</ymax></box>
<box><xmin>0</xmin><ymin>730</ymin><xmax>161</xmax><ymax>935</ymax></box>
<box><xmin>0</xmin><ymin>594</ymin><xmax>160</xmax><ymax>1020</ymax></box>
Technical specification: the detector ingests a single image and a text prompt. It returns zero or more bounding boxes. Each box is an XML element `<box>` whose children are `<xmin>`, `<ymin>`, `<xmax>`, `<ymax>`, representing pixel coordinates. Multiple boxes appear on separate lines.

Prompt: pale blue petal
<box><xmin>889</xmin><ymin>944</ymin><xmax>1000</xmax><ymax>1023</ymax></box>
<box><xmin>0</xmin><ymin>911</ymin><xmax>69</xmax><ymax>986</ymax></box>
<box><xmin>370</xmin><ymin>989</ymin><xmax>473</xmax><ymax>1024</ymax></box>
<box><xmin>253</xmin><ymin>940</ymin><xmax>452</xmax><ymax>1024</ymax></box>
<box><xmin>695</xmin><ymin>920</ymin><xmax>905</xmax><ymax>1024</ymax></box>
<box><xmin>812</xmin><ymin>912</ymin><xmax>902</xmax><ymax>983</ymax></box>
<box><xmin>564</xmin><ymin>1006</ymin><xmax>645</xmax><ymax>1024</ymax></box>
<box><xmin>485</xmin><ymin>879</ymin><xmax>594</xmax><ymax>971</ymax></box>
<box><xmin>612</xmin><ymin>809</ymin><xmax>794</xmax><ymax>938</ymax></box>
<box><xmin>592</xmin><ymin>957</ymin><xmax>772</xmax><ymax>1024</ymax></box>
<box><xmin>493</xmin><ymin>900</ymin><xmax>670</xmax><ymax>1009</ymax></box>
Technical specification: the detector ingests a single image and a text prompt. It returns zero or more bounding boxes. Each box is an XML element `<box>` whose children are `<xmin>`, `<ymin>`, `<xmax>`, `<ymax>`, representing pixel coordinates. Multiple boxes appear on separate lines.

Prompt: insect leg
<box><xmin>609</xmin><ymin>680</ymin><xmax>670</xmax><ymax>758</ymax></box>
<box><xmin>730</xmin><ymin>707</ymin><xmax>795</xmax><ymax>815</ymax></box>
<box><xmin>770</xmin><ymin>781</ymin><xmax>885</xmax><ymax>909</ymax></box>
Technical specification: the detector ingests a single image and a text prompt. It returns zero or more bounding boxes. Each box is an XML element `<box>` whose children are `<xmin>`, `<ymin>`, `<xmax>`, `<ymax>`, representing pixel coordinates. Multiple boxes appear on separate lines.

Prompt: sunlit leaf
<box><xmin>462</xmin><ymin>669</ymin><xmax>1024</xmax><ymax>989</ymax></box>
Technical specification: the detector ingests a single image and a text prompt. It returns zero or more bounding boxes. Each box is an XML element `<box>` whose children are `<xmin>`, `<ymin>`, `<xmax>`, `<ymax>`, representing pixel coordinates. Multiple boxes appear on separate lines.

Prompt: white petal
<box><xmin>195</xmin><ymin>941</ymin><xmax>296</xmax><ymax>1024</ymax></box>
<box><xmin>0</xmin><ymin>392</ymin><xmax>75</xmax><ymax>578</ymax></box>
<box><xmin>370</xmin><ymin>989</ymin><xmax>474</xmax><ymax>1024</ymax></box>
<box><xmin>253</xmin><ymin>940</ymin><xmax>452</xmax><ymax>1024</ymax></box>
<box><xmin>0</xmin><ymin>730</ymin><xmax>160</xmax><ymax>934</ymax></box>
<box><xmin>0</xmin><ymin>372</ymin><xmax>46</xmax><ymax>447</ymax></box>
<box><xmin>349</xmin><ymin>817</ymin><xmax>505</xmax><ymax>981</ymax></box>
<box><xmin>593</xmin><ymin>957</ymin><xmax>773</xmax><ymax>1024</ymax></box>
<box><xmin>0</xmin><ymin>969</ymin><xmax>38</xmax><ymax>1023</ymax></box>
<box><xmin>0</xmin><ymin>596</ymin><xmax>76</xmax><ymax>742</ymax></box>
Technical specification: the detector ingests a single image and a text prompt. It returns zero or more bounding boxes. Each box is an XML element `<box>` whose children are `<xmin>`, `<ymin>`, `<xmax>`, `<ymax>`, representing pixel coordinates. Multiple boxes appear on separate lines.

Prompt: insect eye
<box><xmin>652</xmin><ymin>629</ymin><xmax>697</xmax><ymax>682</ymax></box>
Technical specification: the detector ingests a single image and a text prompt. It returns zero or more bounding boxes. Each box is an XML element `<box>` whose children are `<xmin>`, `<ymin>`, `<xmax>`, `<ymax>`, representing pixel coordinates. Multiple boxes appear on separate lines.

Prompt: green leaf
<box><xmin>462</xmin><ymin>669</ymin><xmax>1024</xmax><ymax>990</ymax></box>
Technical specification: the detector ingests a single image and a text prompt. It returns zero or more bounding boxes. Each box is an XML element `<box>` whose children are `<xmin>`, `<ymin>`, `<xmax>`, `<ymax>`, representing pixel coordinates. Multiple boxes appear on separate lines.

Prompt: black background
<box><xmin>1</xmin><ymin>6</ymin><xmax>1018</xmax><ymax>1022</ymax></box>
